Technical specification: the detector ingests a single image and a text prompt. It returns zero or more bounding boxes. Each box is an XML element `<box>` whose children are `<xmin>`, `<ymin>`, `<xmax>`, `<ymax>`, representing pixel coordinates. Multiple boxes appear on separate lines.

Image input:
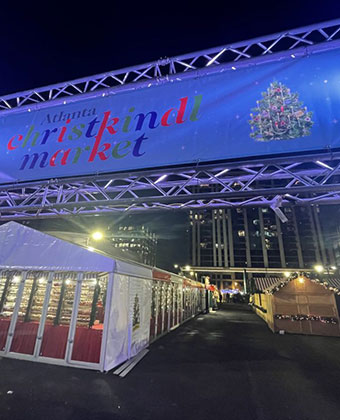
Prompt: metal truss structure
<box><xmin>0</xmin><ymin>19</ymin><xmax>340</xmax><ymax>112</ymax></box>
<box><xmin>1</xmin><ymin>154</ymin><xmax>340</xmax><ymax>219</ymax></box>
<box><xmin>1</xmin><ymin>19</ymin><xmax>340</xmax><ymax>219</ymax></box>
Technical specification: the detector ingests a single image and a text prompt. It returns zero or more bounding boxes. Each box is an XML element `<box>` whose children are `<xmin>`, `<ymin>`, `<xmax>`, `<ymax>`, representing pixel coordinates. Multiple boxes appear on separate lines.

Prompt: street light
<box><xmin>314</xmin><ymin>264</ymin><xmax>324</xmax><ymax>273</ymax></box>
<box><xmin>185</xmin><ymin>265</ymin><xmax>191</xmax><ymax>271</ymax></box>
<box><xmin>91</xmin><ymin>231</ymin><xmax>104</xmax><ymax>241</ymax></box>
<box><xmin>284</xmin><ymin>271</ymin><xmax>291</xmax><ymax>278</ymax></box>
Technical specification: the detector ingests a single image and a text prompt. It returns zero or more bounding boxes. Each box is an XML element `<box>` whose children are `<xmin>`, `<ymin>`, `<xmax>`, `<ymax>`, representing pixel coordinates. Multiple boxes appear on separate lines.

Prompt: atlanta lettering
<box><xmin>6</xmin><ymin>95</ymin><xmax>203</xmax><ymax>172</ymax></box>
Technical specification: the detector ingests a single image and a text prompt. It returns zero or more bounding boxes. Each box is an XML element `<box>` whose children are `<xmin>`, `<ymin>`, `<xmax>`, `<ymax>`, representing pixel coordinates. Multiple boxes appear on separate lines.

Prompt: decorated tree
<box><xmin>249</xmin><ymin>81</ymin><xmax>313</xmax><ymax>141</ymax></box>
<box><xmin>132</xmin><ymin>294</ymin><xmax>140</xmax><ymax>329</ymax></box>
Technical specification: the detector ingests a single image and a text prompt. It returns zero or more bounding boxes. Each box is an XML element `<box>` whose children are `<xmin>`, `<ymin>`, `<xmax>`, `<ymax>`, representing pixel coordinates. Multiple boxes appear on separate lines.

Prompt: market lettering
<box><xmin>20</xmin><ymin>152</ymin><xmax>49</xmax><ymax>170</ymax></box>
<box><xmin>19</xmin><ymin>135</ymin><xmax>149</xmax><ymax>169</ymax></box>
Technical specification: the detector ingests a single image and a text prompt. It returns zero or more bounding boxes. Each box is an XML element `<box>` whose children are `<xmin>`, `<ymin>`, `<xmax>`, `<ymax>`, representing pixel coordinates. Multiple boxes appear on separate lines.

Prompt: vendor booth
<box><xmin>0</xmin><ymin>222</ymin><xmax>205</xmax><ymax>371</ymax></box>
<box><xmin>250</xmin><ymin>275</ymin><xmax>340</xmax><ymax>337</ymax></box>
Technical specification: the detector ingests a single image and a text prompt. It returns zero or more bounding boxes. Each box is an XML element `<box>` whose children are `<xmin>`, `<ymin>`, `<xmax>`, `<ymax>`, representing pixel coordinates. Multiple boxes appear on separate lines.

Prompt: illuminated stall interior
<box><xmin>0</xmin><ymin>222</ymin><xmax>205</xmax><ymax>371</ymax></box>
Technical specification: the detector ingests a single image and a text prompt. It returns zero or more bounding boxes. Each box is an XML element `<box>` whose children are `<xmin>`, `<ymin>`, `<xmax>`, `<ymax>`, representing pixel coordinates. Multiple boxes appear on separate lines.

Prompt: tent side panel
<box><xmin>104</xmin><ymin>273</ymin><xmax>130</xmax><ymax>371</ymax></box>
<box><xmin>129</xmin><ymin>276</ymin><xmax>152</xmax><ymax>358</ymax></box>
<box><xmin>104</xmin><ymin>261</ymin><xmax>153</xmax><ymax>371</ymax></box>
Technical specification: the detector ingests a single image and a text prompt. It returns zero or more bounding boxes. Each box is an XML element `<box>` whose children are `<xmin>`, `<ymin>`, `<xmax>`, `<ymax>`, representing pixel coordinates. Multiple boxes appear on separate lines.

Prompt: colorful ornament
<box><xmin>295</xmin><ymin>110</ymin><xmax>304</xmax><ymax>118</ymax></box>
<box><xmin>249</xmin><ymin>81</ymin><xmax>314</xmax><ymax>141</ymax></box>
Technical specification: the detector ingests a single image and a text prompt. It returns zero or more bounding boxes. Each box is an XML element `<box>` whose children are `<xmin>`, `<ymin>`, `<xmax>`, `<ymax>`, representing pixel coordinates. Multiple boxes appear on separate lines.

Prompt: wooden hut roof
<box><xmin>253</xmin><ymin>276</ymin><xmax>340</xmax><ymax>295</ymax></box>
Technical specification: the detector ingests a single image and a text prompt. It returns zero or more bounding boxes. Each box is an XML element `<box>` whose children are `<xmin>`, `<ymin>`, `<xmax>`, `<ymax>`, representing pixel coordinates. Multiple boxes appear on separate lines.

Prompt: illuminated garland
<box><xmin>263</xmin><ymin>272</ymin><xmax>340</xmax><ymax>295</ymax></box>
<box><xmin>274</xmin><ymin>314</ymin><xmax>338</xmax><ymax>324</ymax></box>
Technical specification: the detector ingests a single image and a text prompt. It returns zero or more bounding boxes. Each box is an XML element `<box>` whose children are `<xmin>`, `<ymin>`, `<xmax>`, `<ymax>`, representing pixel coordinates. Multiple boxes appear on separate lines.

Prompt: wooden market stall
<box><xmin>250</xmin><ymin>275</ymin><xmax>340</xmax><ymax>337</ymax></box>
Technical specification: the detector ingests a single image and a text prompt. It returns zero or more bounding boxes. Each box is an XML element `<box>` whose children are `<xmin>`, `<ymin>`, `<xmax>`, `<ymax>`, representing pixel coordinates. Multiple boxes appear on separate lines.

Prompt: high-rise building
<box><xmin>110</xmin><ymin>225</ymin><xmax>157</xmax><ymax>266</ymax></box>
<box><xmin>189</xmin><ymin>205</ymin><xmax>336</xmax><ymax>289</ymax></box>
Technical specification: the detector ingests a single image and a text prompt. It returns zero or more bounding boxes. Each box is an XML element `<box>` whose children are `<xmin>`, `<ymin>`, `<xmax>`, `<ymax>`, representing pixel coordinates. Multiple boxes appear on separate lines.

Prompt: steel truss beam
<box><xmin>1</xmin><ymin>155</ymin><xmax>340</xmax><ymax>219</ymax></box>
<box><xmin>0</xmin><ymin>19</ymin><xmax>340</xmax><ymax>112</ymax></box>
<box><xmin>1</xmin><ymin>19</ymin><xmax>340</xmax><ymax>220</ymax></box>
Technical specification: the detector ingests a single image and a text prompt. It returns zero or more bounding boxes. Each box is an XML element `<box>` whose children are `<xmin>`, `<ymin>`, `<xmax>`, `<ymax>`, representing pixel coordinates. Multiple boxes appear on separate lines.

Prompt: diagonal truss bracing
<box><xmin>1</xmin><ymin>155</ymin><xmax>340</xmax><ymax>219</ymax></box>
<box><xmin>0</xmin><ymin>19</ymin><xmax>340</xmax><ymax>112</ymax></box>
<box><xmin>1</xmin><ymin>19</ymin><xmax>340</xmax><ymax>219</ymax></box>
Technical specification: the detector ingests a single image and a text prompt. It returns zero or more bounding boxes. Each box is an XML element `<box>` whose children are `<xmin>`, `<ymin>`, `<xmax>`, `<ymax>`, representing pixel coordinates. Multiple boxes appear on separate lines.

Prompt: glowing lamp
<box><xmin>92</xmin><ymin>231</ymin><xmax>104</xmax><ymax>241</ymax></box>
<box><xmin>314</xmin><ymin>265</ymin><xmax>324</xmax><ymax>273</ymax></box>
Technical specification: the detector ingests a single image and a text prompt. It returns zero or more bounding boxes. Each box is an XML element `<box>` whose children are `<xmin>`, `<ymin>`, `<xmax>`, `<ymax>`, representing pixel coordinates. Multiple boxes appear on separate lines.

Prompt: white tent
<box><xmin>0</xmin><ymin>222</ymin><xmax>153</xmax><ymax>371</ymax></box>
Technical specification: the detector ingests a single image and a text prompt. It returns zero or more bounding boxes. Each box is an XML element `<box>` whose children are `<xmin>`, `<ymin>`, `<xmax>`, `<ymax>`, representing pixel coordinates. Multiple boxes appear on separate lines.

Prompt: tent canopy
<box><xmin>0</xmin><ymin>221</ymin><xmax>115</xmax><ymax>272</ymax></box>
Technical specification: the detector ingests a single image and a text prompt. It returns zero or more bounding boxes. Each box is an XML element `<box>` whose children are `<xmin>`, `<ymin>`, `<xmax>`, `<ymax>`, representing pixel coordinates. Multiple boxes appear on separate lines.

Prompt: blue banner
<box><xmin>1</xmin><ymin>47</ymin><xmax>340</xmax><ymax>184</ymax></box>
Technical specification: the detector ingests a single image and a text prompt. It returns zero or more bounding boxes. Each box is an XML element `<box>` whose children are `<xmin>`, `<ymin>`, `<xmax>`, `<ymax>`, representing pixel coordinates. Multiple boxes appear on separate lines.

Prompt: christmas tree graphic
<box><xmin>249</xmin><ymin>81</ymin><xmax>313</xmax><ymax>141</ymax></box>
<box><xmin>132</xmin><ymin>294</ymin><xmax>140</xmax><ymax>331</ymax></box>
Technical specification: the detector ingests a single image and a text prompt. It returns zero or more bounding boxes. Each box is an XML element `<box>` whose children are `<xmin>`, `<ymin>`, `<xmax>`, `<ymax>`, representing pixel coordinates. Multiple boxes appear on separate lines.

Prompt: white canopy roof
<box><xmin>0</xmin><ymin>221</ymin><xmax>115</xmax><ymax>272</ymax></box>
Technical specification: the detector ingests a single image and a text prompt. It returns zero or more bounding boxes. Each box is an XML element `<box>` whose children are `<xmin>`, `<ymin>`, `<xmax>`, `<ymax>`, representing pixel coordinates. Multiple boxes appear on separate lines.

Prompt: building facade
<box><xmin>189</xmin><ymin>205</ymin><xmax>336</xmax><ymax>289</ymax></box>
<box><xmin>110</xmin><ymin>225</ymin><xmax>157</xmax><ymax>266</ymax></box>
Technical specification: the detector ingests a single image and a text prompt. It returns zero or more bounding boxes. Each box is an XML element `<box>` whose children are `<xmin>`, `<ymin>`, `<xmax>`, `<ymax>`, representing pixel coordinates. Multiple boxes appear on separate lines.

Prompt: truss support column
<box><xmin>243</xmin><ymin>269</ymin><xmax>248</xmax><ymax>294</ymax></box>
<box><xmin>258</xmin><ymin>209</ymin><xmax>268</xmax><ymax>268</ymax></box>
<box><xmin>212</xmin><ymin>211</ymin><xmax>217</xmax><ymax>267</ymax></box>
<box><xmin>217</xmin><ymin>213</ymin><xmax>222</xmax><ymax>267</ymax></box>
<box><xmin>275</xmin><ymin>214</ymin><xmax>286</xmax><ymax>268</ymax></box>
<box><xmin>222</xmin><ymin>210</ymin><xmax>229</xmax><ymax>267</ymax></box>
<box><xmin>312</xmin><ymin>206</ymin><xmax>327</xmax><ymax>266</ymax></box>
<box><xmin>307</xmin><ymin>206</ymin><xmax>322</xmax><ymax>264</ymax></box>
<box><xmin>292</xmin><ymin>207</ymin><xmax>304</xmax><ymax>269</ymax></box>
<box><xmin>227</xmin><ymin>209</ymin><xmax>234</xmax><ymax>267</ymax></box>
<box><xmin>243</xmin><ymin>208</ymin><xmax>252</xmax><ymax>269</ymax></box>
<box><xmin>192</xmin><ymin>216</ymin><xmax>197</xmax><ymax>266</ymax></box>
<box><xmin>197</xmin><ymin>217</ymin><xmax>201</xmax><ymax>266</ymax></box>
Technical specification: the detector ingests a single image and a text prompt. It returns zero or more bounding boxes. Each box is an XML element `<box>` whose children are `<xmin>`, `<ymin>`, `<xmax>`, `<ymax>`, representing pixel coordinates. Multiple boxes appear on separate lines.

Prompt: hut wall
<box><xmin>272</xmin><ymin>278</ymin><xmax>340</xmax><ymax>337</ymax></box>
<box><xmin>335</xmin><ymin>295</ymin><xmax>340</xmax><ymax>316</ymax></box>
<box><xmin>252</xmin><ymin>292</ymin><xmax>274</xmax><ymax>331</ymax></box>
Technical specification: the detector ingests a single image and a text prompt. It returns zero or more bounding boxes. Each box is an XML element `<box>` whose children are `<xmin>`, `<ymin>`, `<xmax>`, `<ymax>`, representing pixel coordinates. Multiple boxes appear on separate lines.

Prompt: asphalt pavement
<box><xmin>1</xmin><ymin>303</ymin><xmax>340</xmax><ymax>420</ymax></box>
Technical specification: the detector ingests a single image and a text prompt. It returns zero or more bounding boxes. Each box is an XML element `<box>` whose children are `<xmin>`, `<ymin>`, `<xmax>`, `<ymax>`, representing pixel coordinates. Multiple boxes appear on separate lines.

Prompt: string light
<box><xmin>275</xmin><ymin>314</ymin><xmax>337</xmax><ymax>324</ymax></box>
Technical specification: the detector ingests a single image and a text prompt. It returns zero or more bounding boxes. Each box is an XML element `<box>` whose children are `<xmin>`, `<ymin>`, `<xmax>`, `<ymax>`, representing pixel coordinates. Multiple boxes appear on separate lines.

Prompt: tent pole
<box><xmin>33</xmin><ymin>271</ymin><xmax>54</xmax><ymax>358</ymax></box>
<box><xmin>101</xmin><ymin>271</ymin><xmax>114</xmax><ymax>372</ymax></box>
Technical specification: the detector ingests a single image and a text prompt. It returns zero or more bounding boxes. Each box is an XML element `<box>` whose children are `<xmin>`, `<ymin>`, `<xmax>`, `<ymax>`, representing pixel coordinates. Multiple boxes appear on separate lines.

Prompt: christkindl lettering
<box><xmin>6</xmin><ymin>94</ymin><xmax>203</xmax><ymax>171</ymax></box>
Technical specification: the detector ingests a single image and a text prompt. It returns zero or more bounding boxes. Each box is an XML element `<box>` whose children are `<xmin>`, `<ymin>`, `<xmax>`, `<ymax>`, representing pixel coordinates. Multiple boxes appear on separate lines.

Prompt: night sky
<box><xmin>2</xmin><ymin>2</ymin><xmax>340</xmax><ymax>271</ymax></box>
